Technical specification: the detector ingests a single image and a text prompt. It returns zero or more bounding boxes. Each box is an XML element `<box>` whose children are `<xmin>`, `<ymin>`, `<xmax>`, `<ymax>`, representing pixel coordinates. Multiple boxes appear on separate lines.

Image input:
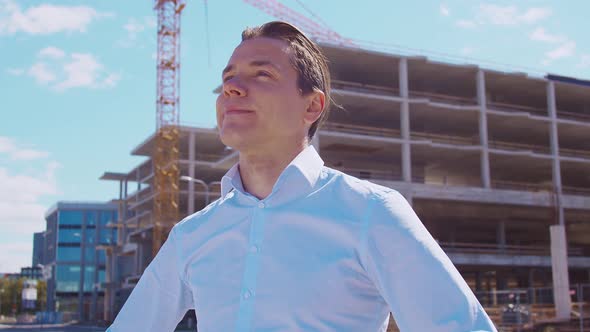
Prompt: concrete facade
<box><xmin>102</xmin><ymin>44</ymin><xmax>590</xmax><ymax>325</ymax></box>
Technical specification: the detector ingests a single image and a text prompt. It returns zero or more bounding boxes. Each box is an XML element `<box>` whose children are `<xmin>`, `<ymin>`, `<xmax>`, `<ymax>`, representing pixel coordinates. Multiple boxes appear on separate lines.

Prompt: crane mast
<box><xmin>153</xmin><ymin>0</ymin><xmax>185</xmax><ymax>257</ymax></box>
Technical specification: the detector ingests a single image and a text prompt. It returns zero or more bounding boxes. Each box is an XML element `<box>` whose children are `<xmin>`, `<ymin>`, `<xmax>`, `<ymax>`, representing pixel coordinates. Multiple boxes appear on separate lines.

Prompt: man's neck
<box><xmin>238</xmin><ymin>142</ymin><xmax>308</xmax><ymax>200</ymax></box>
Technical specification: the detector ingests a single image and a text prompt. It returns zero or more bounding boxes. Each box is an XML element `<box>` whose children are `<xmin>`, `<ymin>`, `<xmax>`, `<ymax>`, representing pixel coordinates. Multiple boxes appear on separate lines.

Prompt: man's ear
<box><xmin>303</xmin><ymin>89</ymin><xmax>325</xmax><ymax>125</ymax></box>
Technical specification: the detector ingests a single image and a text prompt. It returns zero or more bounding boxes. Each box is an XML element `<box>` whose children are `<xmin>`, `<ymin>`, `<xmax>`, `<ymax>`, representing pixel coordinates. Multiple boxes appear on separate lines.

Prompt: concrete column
<box><xmin>311</xmin><ymin>134</ymin><xmax>320</xmax><ymax>154</ymax></box>
<box><xmin>399</xmin><ymin>58</ymin><xmax>412</xmax><ymax>182</ymax></box>
<box><xmin>547</xmin><ymin>81</ymin><xmax>564</xmax><ymax>225</ymax></box>
<box><xmin>550</xmin><ymin>225</ymin><xmax>572</xmax><ymax>319</ymax></box>
<box><xmin>529</xmin><ymin>268</ymin><xmax>536</xmax><ymax>304</ymax></box>
<box><xmin>104</xmin><ymin>249</ymin><xmax>112</xmax><ymax>322</ymax></box>
<box><xmin>476</xmin><ymin>70</ymin><xmax>491</xmax><ymax>188</ymax></box>
<box><xmin>136</xmin><ymin>242</ymin><xmax>142</xmax><ymax>275</ymax></box>
<box><xmin>547</xmin><ymin>81</ymin><xmax>571</xmax><ymax>317</ymax></box>
<box><xmin>188</xmin><ymin>131</ymin><xmax>196</xmax><ymax>215</ymax></box>
<box><xmin>109</xmin><ymin>250</ymin><xmax>118</xmax><ymax>320</ymax></box>
<box><xmin>496</xmin><ymin>220</ymin><xmax>506</xmax><ymax>250</ymax></box>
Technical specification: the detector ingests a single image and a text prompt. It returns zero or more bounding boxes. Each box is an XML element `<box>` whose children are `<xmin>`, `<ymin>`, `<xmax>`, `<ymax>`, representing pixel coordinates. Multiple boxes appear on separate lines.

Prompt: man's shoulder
<box><xmin>173</xmin><ymin>197</ymin><xmax>223</xmax><ymax>232</ymax></box>
<box><xmin>322</xmin><ymin>166</ymin><xmax>400</xmax><ymax>201</ymax></box>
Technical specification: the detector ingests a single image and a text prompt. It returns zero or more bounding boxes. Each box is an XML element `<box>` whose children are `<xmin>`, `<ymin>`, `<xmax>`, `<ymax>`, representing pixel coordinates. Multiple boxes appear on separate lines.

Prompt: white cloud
<box><xmin>39</xmin><ymin>46</ymin><xmax>66</xmax><ymax>59</ymax></box>
<box><xmin>460</xmin><ymin>46</ymin><xmax>475</xmax><ymax>56</ymax></box>
<box><xmin>478</xmin><ymin>5</ymin><xmax>551</xmax><ymax>25</ymax></box>
<box><xmin>6</xmin><ymin>67</ymin><xmax>24</xmax><ymax>75</ymax></box>
<box><xmin>27</xmin><ymin>61</ymin><xmax>56</xmax><ymax>84</ymax></box>
<box><xmin>440</xmin><ymin>4</ymin><xmax>450</xmax><ymax>16</ymax></box>
<box><xmin>0</xmin><ymin>136</ymin><xmax>50</xmax><ymax>161</ymax></box>
<box><xmin>0</xmin><ymin>0</ymin><xmax>112</xmax><ymax>35</ymax></box>
<box><xmin>0</xmin><ymin>242</ymin><xmax>34</xmax><ymax>273</ymax></box>
<box><xmin>455</xmin><ymin>20</ymin><xmax>477</xmax><ymax>29</ymax></box>
<box><xmin>22</xmin><ymin>48</ymin><xmax>120</xmax><ymax>91</ymax></box>
<box><xmin>520</xmin><ymin>7</ymin><xmax>552</xmax><ymax>24</ymax></box>
<box><xmin>54</xmin><ymin>53</ymin><xmax>120</xmax><ymax>91</ymax></box>
<box><xmin>456</xmin><ymin>5</ymin><xmax>551</xmax><ymax>28</ymax></box>
<box><xmin>545</xmin><ymin>41</ymin><xmax>576</xmax><ymax>60</ymax></box>
<box><xmin>0</xmin><ymin>138</ymin><xmax>60</xmax><ymax>268</ymax></box>
<box><xmin>529</xmin><ymin>27</ymin><xmax>566</xmax><ymax>43</ymax></box>
<box><xmin>541</xmin><ymin>41</ymin><xmax>577</xmax><ymax>65</ymax></box>
<box><xmin>117</xmin><ymin>16</ymin><xmax>157</xmax><ymax>48</ymax></box>
<box><xmin>0</xmin><ymin>159</ymin><xmax>60</xmax><ymax>271</ymax></box>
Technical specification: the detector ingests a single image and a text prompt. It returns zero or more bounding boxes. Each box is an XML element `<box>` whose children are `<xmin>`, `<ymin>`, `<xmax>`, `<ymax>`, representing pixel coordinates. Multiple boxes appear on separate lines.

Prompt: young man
<box><xmin>107</xmin><ymin>21</ymin><xmax>497</xmax><ymax>332</ymax></box>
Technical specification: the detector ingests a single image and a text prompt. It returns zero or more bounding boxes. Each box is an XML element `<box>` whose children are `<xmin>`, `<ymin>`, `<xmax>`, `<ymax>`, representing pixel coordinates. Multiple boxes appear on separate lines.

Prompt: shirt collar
<box><xmin>220</xmin><ymin>145</ymin><xmax>324</xmax><ymax>199</ymax></box>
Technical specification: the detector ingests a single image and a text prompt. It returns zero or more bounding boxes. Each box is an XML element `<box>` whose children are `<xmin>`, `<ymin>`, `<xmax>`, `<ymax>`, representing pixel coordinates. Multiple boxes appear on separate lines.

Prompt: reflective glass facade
<box><xmin>56</xmin><ymin>265</ymin><xmax>81</xmax><ymax>292</ymax></box>
<box><xmin>45</xmin><ymin>202</ymin><xmax>117</xmax><ymax>321</ymax></box>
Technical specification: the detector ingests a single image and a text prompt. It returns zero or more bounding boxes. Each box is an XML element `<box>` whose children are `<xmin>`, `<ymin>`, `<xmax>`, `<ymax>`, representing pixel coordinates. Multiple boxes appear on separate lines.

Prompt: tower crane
<box><xmin>152</xmin><ymin>0</ymin><xmax>185</xmax><ymax>256</ymax></box>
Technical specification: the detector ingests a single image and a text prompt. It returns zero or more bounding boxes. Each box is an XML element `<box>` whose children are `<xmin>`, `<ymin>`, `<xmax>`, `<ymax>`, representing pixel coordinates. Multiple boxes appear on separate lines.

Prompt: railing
<box><xmin>411</xmin><ymin>131</ymin><xmax>478</xmax><ymax>146</ymax></box>
<box><xmin>557</xmin><ymin>109</ymin><xmax>590</xmax><ymax>122</ymax></box>
<box><xmin>562</xmin><ymin>185</ymin><xmax>590</xmax><ymax>196</ymax></box>
<box><xmin>487</xmin><ymin>101</ymin><xmax>548</xmax><ymax>117</ymax></box>
<box><xmin>331</xmin><ymin>79</ymin><xmax>399</xmax><ymax>96</ymax></box>
<box><xmin>560</xmin><ymin>147</ymin><xmax>590</xmax><ymax>159</ymax></box>
<box><xmin>322</xmin><ymin>122</ymin><xmax>401</xmax><ymax>138</ymax></box>
<box><xmin>488</xmin><ymin>140</ymin><xmax>551</xmax><ymax>155</ymax></box>
<box><xmin>440</xmin><ymin>241</ymin><xmax>584</xmax><ymax>256</ymax></box>
<box><xmin>333</xmin><ymin>166</ymin><xmax>402</xmax><ymax>182</ymax></box>
<box><xmin>409</xmin><ymin>90</ymin><xmax>477</xmax><ymax>106</ymax></box>
<box><xmin>491</xmin><ymin>180</ymin><xmax>553</xmax><ymax>192</ymax></box>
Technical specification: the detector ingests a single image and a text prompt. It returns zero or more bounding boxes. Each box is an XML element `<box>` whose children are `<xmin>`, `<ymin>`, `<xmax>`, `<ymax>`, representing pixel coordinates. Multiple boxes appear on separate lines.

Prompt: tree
<box><xmin>36</xmin><ymin>280</ymin><xmax>47</xmax><ymax>312</ymax></box>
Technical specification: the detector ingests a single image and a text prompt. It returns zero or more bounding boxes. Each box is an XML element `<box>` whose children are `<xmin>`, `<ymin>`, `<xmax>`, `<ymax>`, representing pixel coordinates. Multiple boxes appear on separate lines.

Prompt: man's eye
<box><xmin>257</xmin><ymin>71</ymin><xmax>271</xmax><ymax>77</ymax></box>
<box><xmin>222</xmin><ymin>75</ymin><xmax>233</xmax><ymax>83</ymax></box>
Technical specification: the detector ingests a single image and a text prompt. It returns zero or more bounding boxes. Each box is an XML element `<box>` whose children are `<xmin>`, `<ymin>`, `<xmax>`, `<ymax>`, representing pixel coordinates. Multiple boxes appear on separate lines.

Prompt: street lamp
<box><xmin>0</xmin><ymin>288</ymin><xmax>4</xmax><ymax>317</ymax></box>
<box><xmin>180</xmin><ymin>175</ymin><xmax>210</xmax><ymax>205</ymax></box>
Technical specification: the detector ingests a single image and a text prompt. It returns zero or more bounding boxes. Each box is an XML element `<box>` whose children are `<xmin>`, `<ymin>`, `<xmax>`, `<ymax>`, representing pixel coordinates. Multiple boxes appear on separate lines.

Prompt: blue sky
<box><xmin>0</xmin><ymin>0</ymin><xmax>588</xmax><ymax>272</ymax></box>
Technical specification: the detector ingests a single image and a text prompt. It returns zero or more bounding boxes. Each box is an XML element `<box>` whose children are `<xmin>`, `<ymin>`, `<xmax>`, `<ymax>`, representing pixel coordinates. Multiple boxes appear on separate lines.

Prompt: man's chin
<box><xmin>219</xmin><ymin>131</ymin><xmax>253</xmax><ymax>151</ymax></box>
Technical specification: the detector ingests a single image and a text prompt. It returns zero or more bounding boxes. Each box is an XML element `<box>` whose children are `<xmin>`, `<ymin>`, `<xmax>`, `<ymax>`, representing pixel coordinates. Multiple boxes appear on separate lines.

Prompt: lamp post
<box><xmin>1</xmin><ymin>288</ymin><xmax>4</xmax><ymax>317</ymax></box>
<box><xmin>180</xmin><ymin>176</ymin><xmax>210</xmax><ymax>205</ymax></box>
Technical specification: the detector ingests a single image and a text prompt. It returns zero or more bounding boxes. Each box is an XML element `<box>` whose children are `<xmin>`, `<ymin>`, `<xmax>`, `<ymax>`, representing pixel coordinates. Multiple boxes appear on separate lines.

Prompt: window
<box><xmin>59</xmin><ymin>210</ymin><xmax>84</xmax><ymax>226</ymax></box>
<box><xmin>98</xmin><ymin>269</ymin><xmax>106</xmax><ymax>285</ymax></box>
<box><xmin>57</xmin><ymin>246</ymin><xmax>81</xmax><ymax>262</ymax></box>
<box><xmin>98</xmin><ymin>250</ymin><xmax>106</xmax><ymax>265</ymax></box>
<box><xmin>85</xmin><ymin>228</ymin><xmax>96</xmax><ymax>244</ymax></box>
<box><xmin>86</xmin><ymin>211</ymin><xmax>97</xmax><ymax>226</ymax></box>
<box><xmin>56</xmin><ymin>265</ymin><xmax>80</xmax><ymax>292</ymax></box>
<box><xmin>84</xmin><ymin>246</ymin><xmax>96</xmax><ymax>263</ymax></box>
<box><xmin>99</xmin><ymin>229</ymin><xmax>114</xmax><ymax>244</ymax></box>
<box><xmin>57</xmin><ymin>228</ymin><xmax>82</xmax><ymax>243</ymax></box>
<box><xmin>83</xmin><ymin>266</ymin><xmax>96</xmax><ymax>292</ymax></box>
<box><xmin>99</xmin><ymin>211</ymin><xmax>115</xmax><ymax>226</ymax></box>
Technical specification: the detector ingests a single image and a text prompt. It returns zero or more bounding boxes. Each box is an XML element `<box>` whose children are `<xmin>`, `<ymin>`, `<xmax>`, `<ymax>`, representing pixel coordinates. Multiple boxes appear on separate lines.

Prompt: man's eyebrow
<box><xmin>222</xmin><ymin>60</ymin><xmax>280</xmax><ymax>77</ymax></box>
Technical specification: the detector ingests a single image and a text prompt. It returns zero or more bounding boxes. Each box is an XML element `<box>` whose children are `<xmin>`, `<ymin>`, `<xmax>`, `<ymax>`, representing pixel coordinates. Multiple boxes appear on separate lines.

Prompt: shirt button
<box><xmin>249</xmin><ymin>245</ymin><xmax>259</xmax><ymax>253</ymax></box>
<box><xmin>243</xmin><ymin>289</ymin><xmax>252</xmax><ymax>299</ymax></box>
<box><xmin>257</xmin><ymin>201</ymin><xmax>265</xmax><ymax>208</ymax></box>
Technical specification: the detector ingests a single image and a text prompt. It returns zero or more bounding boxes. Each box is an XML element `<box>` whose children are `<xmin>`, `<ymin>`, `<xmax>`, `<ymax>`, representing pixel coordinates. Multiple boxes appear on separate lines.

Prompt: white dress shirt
<box><xmin>107</xmin><ymin>145</ymin><xmax>496</xmax><ymax>332</ymax></box>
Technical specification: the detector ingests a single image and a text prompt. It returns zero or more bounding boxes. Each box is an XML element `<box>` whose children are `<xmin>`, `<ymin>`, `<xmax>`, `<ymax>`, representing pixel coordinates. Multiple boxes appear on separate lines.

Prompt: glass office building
<box><xmin>43</xmin><ymin>202</ymin><xmax>117</xmax><ymax>322</ymax></box>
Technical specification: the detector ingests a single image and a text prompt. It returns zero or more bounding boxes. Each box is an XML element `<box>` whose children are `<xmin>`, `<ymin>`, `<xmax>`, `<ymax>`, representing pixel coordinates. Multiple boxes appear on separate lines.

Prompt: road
<box><xmin>0</xmin><ymin>324</ymin><xmax>104</xmax><ymax>332</ymax></box>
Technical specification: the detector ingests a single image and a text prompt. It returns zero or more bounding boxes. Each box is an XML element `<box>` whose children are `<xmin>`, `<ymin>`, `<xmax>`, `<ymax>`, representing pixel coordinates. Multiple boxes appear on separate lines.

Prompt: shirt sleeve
<box><xmin>106</xmin><ymin>226</ymin><xmax>194</xmax><ymax>332</ymax></box>
<box><xmin>361</xmin><ymin>190</ymin><xmax>497</xmax><ymax>332</ymax></box>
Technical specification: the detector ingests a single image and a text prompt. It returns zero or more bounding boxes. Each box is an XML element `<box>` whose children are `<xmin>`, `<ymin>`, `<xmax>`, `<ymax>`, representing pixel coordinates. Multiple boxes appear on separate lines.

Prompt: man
<box><xmin>107</xmin><ymin>21</ymin><xmax>497</xmax><ymax>332</ymax></box>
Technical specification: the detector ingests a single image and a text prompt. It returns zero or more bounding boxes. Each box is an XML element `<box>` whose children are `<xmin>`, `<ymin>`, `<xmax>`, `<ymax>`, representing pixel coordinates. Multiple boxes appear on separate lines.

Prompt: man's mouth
<box><xmin>225</xmin><ymin>109</ymin><xmax>254</xmax><ymax>115</ymax></box>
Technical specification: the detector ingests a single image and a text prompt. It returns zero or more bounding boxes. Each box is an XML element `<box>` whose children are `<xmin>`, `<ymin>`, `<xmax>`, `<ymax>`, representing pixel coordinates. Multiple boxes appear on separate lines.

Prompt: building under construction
<box><xmin>101</xmin><ymin>44</ymin><xmax>590</xmax><ymax>329</ymax></box>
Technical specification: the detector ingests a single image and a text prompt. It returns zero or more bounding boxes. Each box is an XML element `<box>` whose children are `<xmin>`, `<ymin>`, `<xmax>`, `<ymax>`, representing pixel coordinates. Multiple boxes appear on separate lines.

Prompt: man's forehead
<box><xmin>228</xmin><ymin>37</ymin><xmax>292</xmax><ymax>63</ymax></box>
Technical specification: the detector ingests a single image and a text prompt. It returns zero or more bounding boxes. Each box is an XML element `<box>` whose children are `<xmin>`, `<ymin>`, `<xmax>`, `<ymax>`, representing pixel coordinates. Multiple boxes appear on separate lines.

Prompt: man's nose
<box><xmin>223</xmin><ymin>77</ymin><xmax>247</xmax><ymax>97</ymax></box>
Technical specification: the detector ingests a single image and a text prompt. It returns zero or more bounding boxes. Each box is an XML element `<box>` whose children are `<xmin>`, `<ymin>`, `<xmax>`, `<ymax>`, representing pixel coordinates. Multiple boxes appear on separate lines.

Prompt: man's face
<box><xmin>216</xmin><ymin>37</ymin><xmax>312</xmax><ymax>152</ymax></box>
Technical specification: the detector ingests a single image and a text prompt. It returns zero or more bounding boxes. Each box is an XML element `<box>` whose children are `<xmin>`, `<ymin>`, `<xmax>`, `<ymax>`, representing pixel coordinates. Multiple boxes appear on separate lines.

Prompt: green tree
<box><xmin>36</xmin><ymin>280</ymin><xmax>47</xmax><ymax>312</ymax></box>
<box><xmin>0</xmin><ymin>277</ymin><xmax>26</xmax><ymax>316</ymax></box>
